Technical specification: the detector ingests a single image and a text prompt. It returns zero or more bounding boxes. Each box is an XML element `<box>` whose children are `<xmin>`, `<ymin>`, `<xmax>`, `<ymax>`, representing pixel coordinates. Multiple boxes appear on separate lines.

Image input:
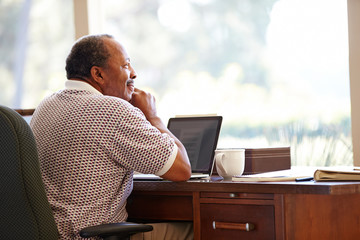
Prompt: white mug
<box><xmin>215</xmin><ymin>148</ymin><xmax>245</xmax><ymax>180</ymax></box>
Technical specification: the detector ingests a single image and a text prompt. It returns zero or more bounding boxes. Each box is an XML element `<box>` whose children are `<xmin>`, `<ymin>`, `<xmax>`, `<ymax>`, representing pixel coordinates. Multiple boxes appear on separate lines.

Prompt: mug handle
<box><xmin>215</xmin><ymin>153</ymin><xmax>227</xmax><ymax>175</ymax></box>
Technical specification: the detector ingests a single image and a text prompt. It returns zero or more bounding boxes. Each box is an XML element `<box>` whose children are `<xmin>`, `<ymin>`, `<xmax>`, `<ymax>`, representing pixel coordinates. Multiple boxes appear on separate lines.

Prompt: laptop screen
<box><xmin>167</xmin><ymin>116</ymin><xmax>222</xmax><ymax>174</ymax></box>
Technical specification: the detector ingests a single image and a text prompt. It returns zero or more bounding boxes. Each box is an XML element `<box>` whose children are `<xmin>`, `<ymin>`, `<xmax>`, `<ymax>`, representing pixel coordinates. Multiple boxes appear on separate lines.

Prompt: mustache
<box><xmin>126</xmin><ymin>79</ymin><xmax>134</xmax><ymax>85</ymax></box>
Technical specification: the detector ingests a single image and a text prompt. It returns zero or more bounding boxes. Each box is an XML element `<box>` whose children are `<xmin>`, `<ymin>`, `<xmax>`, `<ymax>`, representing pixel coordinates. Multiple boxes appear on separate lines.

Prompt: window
<box><xmin>0</xmin><ymin>0</ymin><xmax>74</xmax><ymax>109</ymax></box>
<box><xmin>100</xmin><ymin>0</ymin><xmax>351</xmax><ymax>166</ymax></box>
<box><xmin>1</xmin><ymin>0</ymin><xmax>351</xmax><ymax>167</ymax></box>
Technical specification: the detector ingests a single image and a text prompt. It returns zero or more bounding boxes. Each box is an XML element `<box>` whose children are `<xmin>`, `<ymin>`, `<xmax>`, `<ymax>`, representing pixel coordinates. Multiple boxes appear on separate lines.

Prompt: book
<box><xmin>232</xmin><ymin>175</ymin><xmax>309</xmax><ymax>182</ymax></box>
<box><xmin>314</xmin><ymin>168</ymin><xmax>360</xmax><ymax>181</ymax></box>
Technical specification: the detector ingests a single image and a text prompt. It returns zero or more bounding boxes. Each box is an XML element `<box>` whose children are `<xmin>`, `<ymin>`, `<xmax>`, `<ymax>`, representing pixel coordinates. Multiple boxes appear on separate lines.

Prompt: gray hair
<box><xmin>65</xmin><ymin>34</ymin><xmax>113</xmax><ymax>80</ymax></box>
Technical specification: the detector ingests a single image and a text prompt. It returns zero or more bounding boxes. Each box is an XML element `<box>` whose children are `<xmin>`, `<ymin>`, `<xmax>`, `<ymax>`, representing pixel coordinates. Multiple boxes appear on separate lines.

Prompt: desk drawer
<box><xmin>200</xmin><ymin>203</ymin><xmax>275</xmax><ymax>240</ymax></box>
<box><xmin>127</xmin><ymin>192</ymin><xmax>193</xmax><ymax>221</ymax></box>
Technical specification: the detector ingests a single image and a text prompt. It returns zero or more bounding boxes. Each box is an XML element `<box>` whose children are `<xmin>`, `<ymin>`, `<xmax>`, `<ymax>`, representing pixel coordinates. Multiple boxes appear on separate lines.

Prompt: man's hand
<box><xmin>129</xmin><ymin>88</ymin><xmax>157</xmax><ymax>122</ymax></box>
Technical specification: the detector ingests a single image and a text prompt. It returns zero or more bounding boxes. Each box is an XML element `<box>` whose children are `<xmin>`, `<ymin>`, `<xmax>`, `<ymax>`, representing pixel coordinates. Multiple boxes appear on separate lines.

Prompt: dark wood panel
<box><xmin>193</xmin><ymin>192</ymin><xmax>201</xmax><ymax>240</ymax></box>
<box><xmin>127</xmin><ymin>191</ymin><xmax>193</xmax><ymax>221</ymax></box>
<box><xmin>200</xmin><ymin>203</ymin><xmax>275</xmax><ymax>240</ymax></box>
<box><xmin>133</xmin><ymin>179</ymin><xmax>360</xmax><ymax>195</ymax></box>
<box><xmin>14</xmin><ymin>109</ymin><xmax>35</xmax><ymax>116</ymax></box>
<box><xmin>273</xmin><ymin>195</ymin><xmax>285</xmax><ymax>240</ymax></box>
<box><xmin>284</xmin><ymin>193</ymin><xmax>360</xmax><ymax>240</ymax></box>
<box><xmin>200</xmin><ymin>198</ymin><xmax>275</xmax><ymax>206</ymax></box>
<box><xmin>200</xmin><ymin>192</ymin><xmax>274</xmax><ymax>200</ymax></box>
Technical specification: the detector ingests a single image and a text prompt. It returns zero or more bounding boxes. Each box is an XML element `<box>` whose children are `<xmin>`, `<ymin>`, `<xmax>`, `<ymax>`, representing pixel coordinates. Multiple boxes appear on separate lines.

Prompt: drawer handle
<box><xmin>212</xmin><ymin>221</ymin><xmax>255</xmax><ymax>232</ymax></box>
<box><xmin>229</xmin><ymin>193</ymin><xmax>237</xmax><ymax>198</ymax></box>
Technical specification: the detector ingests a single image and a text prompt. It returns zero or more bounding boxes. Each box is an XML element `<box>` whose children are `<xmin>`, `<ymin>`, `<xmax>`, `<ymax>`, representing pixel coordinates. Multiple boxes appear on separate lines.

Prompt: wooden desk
<box><xmin>127</xmin><ymin>177</ymin><xmax>360</xmax><ymax>240</ymax></box>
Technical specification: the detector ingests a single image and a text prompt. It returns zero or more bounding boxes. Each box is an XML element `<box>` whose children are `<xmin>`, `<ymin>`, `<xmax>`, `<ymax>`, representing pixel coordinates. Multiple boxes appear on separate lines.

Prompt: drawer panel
<box><xmin>201</xmin><ymin>192</ymin><xmax>274</xmax><ymax>200</ymax></box>
<box><xmin>127</xmin><ymin>193</ymin><xmax>193</xmax><ymax>221</ymax></box>
<box><xmin>200</xmin><ymin>203</ymin><xmax>275</xmax><ymax>240</ymax></box>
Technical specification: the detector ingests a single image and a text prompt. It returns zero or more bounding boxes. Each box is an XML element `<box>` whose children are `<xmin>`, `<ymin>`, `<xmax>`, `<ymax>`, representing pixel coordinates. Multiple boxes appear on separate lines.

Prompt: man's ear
<box><xmin>90</xmin><ymin>66</ymin><xmax>105</xmax><ymax>85</ymax></box>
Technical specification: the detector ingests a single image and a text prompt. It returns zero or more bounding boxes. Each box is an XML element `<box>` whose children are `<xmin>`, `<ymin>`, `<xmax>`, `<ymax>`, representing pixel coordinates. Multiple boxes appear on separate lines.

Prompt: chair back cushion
<box><xmin>0</xmin><ymin>105</ymin><xmax>58</xmax><ymax>239</ymax></box>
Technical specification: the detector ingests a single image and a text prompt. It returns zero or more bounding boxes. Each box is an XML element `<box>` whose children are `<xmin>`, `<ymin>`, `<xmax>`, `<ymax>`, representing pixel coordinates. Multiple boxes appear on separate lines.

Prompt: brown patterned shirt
<box><xmin>30</xmin><ymin>80</ymin><xmax>177</xmax><ymax>239</ymax></box>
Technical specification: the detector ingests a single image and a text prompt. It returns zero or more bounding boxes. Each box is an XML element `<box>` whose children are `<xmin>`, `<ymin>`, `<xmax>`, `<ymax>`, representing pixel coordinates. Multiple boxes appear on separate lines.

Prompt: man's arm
<box><xmin>129</xmin><ymin>88</ymin><xmax>191</xmax><ymax>181</ymax></box>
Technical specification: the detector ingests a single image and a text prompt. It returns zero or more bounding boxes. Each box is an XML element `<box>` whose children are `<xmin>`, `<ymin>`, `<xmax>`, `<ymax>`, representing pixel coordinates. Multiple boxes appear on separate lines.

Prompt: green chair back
<box><xmin>0</xmin><ymin>105</ymin><xmax>58</xmax><ymax>239</ymax></box>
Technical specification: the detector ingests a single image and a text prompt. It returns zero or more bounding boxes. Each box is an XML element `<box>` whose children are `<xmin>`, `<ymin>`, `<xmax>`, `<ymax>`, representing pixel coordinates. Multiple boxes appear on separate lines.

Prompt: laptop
<box><xmin>133</xmin><ymin>116</ymin><xmax>223</xmax><ymax>180</ymax></box>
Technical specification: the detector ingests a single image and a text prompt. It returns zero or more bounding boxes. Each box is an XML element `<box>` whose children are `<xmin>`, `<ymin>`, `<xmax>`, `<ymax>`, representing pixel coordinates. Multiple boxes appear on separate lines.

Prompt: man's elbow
<box><xmin>161</xmin><ymin>165</ymin><xmax>191</xmax><ymax>182</ymax></box>
<box><xmin>174</xmin><ymin>167</ymin><xmax>191</xmax><ymax>182</ymax></box>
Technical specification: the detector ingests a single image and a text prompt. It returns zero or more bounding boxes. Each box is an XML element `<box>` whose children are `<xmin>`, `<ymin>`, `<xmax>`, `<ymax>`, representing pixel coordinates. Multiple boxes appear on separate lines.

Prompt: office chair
<box><xmin>0</xmin><ymin>105</ymin><xmax>152</xmax><ymax>240</ymax></box>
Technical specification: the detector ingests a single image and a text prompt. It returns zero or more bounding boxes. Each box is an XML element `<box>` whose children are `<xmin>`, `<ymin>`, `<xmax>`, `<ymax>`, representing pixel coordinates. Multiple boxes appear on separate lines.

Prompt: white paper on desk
<box><xmin>232</xmin><ymin>169</ymin><xmax>311</xmax><ymax>182</ymax></box>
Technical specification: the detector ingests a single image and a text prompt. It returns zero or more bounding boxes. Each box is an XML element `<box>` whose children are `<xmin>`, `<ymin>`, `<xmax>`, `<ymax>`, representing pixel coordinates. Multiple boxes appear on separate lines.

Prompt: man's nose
<box><xmin>130</xmin><ymin>67</ymin><xmax>137</xmax><ymax>79</ymax></box>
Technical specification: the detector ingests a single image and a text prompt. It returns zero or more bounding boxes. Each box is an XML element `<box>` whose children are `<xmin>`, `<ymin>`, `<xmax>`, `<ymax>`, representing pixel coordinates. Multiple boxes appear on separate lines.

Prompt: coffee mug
<box><xmin>215</xmin><ymin>148</ymin><xmax>245</xmax><ymax>180</ymax></box>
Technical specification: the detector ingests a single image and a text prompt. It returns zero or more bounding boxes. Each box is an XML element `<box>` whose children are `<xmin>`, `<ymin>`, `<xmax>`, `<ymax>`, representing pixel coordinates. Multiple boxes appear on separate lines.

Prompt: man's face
<box><xmin>100</xmin><ymin>38</ymin><xmax>137</xmax><ymax>101</ymax></box>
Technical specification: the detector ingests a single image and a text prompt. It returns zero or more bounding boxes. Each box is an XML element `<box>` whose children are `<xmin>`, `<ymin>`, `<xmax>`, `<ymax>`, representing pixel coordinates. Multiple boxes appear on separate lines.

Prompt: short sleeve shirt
<box><xmin>30</xmin><ymin>80</ymin><xmax>177</xmax><ymax>239</ymax></box>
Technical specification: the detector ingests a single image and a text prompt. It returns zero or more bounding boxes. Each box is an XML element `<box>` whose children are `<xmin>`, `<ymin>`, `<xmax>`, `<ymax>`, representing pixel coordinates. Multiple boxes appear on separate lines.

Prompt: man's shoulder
<box><xmin>62</xmin><ymin>90</ymin><xmax>132</xmax><ymax>109</ymax></box>
<box><xmin>90</xmin><ymin>95</ymin><xmax>145</xmax><ymax>119</ymax></box>
<box><xmin>37</xmin><ymin>90</ymin><xmax>144</xmax><ymax>120</ymax></box>
<box><xmin>95</xmin><ymin>95</ymin><xmax>135</xmax><ymax>110</ymax></box>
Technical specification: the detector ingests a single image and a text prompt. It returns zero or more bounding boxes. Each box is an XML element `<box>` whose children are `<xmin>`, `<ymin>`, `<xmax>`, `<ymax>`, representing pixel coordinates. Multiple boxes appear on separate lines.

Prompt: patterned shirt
<box><xmin>30</xmin><ymin>80</ymin><xmax>177</xmax><ymax>239</ymax></box>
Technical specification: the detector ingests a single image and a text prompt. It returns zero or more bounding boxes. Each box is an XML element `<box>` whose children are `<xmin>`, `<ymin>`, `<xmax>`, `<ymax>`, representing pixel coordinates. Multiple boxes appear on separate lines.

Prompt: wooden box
<box><xmin>244</xmin><ymin>147</ymin><xmax>291</xmax><ymax>174</ymax></box>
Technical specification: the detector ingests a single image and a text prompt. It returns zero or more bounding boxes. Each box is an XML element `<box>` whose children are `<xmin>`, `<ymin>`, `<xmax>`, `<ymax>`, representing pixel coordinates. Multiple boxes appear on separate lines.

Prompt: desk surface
<box><xmin>133</xmin><ymin>176</ymin><xmax>360</xmax><ymax>195</ymax></box>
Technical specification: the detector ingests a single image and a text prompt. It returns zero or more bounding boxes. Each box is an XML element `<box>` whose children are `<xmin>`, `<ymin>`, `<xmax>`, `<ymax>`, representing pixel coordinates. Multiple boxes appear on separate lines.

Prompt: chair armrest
<box><xmin>79</xmin><ymin>222</ymin><xmax>153</xmax><ymax>239</ymax></box>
